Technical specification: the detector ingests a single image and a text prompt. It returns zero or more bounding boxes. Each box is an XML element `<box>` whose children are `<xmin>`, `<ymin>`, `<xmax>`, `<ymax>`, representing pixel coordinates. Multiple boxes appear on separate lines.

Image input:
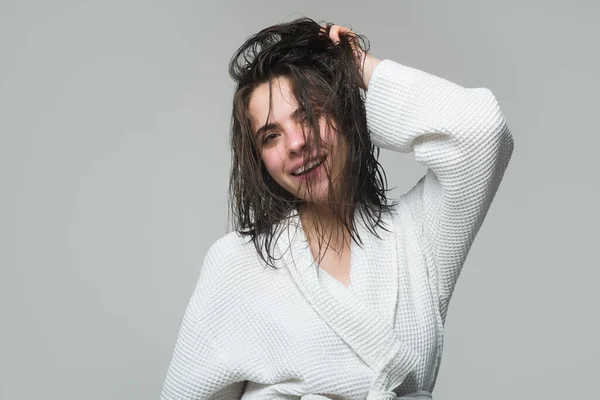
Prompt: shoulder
<box><xmin>387</xmin><ymin>176</ymin><xmax>427</xmax><ymax>240</ymax></box>
<box><xmin>200</xmin><ymin>231</ymin><xmax>259</xmax><ymax>278</ymax></box>
<box><xmin>205</xmin><ymin>230</ymin><xmax>254</xmax><ymax>260</ymax></box>
<box><xmin>196</xmin><ymin>230</ymin><xmax>283</xmax><ymax>303</ymax></box>
<box><xmin>191</xmin><ymin>231</ymin><xmax>285</xmax><ymax>329</ymax></box>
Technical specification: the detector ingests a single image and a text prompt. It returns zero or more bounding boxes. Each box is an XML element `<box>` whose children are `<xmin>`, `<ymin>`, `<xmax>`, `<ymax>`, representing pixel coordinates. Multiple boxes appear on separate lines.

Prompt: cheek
<box><xmin>261</xmin><ymin>150</ymin><xmax>284</xmax><ymax>176</ymax></box>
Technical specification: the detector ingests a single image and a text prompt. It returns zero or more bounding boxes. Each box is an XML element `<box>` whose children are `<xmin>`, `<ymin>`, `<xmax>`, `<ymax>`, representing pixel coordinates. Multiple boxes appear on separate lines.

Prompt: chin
<box><xmin>298</xmin><ymin>186</ymin><xmax>330</xmax><ymax>203</ymax></box>
<box><xmin>279</xmin><ymin>176</ymin><xmax>331</xmax><ymax>203</ymax></box>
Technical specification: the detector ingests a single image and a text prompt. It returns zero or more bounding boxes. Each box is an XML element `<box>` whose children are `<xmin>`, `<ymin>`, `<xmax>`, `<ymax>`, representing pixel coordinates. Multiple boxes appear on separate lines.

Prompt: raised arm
<box><xmin>365</xmin><ymin>59</ymin><xmax>514</xmax><ymax>322</ymax></box>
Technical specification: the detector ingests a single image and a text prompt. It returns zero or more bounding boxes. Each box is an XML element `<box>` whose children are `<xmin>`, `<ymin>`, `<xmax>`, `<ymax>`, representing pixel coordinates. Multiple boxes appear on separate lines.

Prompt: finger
<box><xmin>332</xmin><ymin>25</ymin><xmax>353</xmax><ymax>44</ymax></box>
<box><xmin>320</xmin><ymin>24</ymin><xmax>338</xmax><ymax>43</ymax></box>
<box><xmin>321</xmin><ymin>24</ymin><xmax>352</xmax><ymax>44</ymax></box>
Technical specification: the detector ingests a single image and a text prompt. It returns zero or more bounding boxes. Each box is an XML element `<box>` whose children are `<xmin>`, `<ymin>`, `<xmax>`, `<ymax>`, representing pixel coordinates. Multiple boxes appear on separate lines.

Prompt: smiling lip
<box><xmin>292</xmin><ymin>156</ymin><xmax>326</xmax><ymax>182</ymax></box>
<box><xmin>289</xmin><ymin>155</ymin><xmax>327</xmax><ymax>175</ymax></box>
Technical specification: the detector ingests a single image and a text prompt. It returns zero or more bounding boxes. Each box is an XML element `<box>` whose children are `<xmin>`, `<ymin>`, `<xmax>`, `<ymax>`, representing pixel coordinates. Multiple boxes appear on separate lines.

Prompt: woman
<box><xmin>161</xmin><ymin>17</ymin><xmax>514</xmax><ymax>400</ymax></box>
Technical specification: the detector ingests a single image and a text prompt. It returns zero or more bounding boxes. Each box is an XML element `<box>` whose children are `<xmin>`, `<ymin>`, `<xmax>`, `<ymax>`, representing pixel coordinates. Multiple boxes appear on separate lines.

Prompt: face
<box><xmin>248</xmin><ymin>76</ymin><xmax>346</xmax><ymax>203</ymax></box>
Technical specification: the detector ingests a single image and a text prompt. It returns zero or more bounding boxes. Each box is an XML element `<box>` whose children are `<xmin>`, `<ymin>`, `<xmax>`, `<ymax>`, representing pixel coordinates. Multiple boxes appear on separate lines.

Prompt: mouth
<box><xmin>291</xmin><ymin>155</ymin><xmax>327</xmax><ymax>177</ymax></box>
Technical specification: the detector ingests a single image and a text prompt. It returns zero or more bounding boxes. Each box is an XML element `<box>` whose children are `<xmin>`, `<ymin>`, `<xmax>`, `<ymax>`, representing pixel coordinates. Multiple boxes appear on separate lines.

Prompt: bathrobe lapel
<box><xmin>276</xmin><ymin>212</ymin><xmax>420</xmax><ymax>398</ymax></box>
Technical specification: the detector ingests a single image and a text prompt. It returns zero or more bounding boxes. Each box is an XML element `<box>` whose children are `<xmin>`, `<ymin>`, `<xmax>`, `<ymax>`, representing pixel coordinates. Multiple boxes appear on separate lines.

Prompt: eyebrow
<box><xmin>254</xmin><ymin>108</ymin><xmax>304</xmax><ymax>140</ymax></box>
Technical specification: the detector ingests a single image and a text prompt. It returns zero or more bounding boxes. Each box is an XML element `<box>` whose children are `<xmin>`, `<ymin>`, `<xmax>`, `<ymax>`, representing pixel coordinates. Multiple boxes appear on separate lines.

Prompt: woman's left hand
<box><xmin>323</xmin><ymin>24</ymin><xmax>382</xmax><ymax>90</ymax></box>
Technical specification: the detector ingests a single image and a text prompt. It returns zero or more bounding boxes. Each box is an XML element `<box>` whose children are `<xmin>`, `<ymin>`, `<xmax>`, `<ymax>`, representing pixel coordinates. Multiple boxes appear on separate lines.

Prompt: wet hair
<box><xmin>227</xmin><ymin>17</ymin><xmax>398</xmax><ymax>269</ymax></box>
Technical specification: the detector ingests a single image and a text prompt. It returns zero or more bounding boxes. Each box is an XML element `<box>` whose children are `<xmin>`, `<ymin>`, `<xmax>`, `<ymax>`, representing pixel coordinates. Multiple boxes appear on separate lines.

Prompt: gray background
<box><xmin>1</xmin><ymin>0</ymin><xmax>597</xmax><ymax>399</ymax></box>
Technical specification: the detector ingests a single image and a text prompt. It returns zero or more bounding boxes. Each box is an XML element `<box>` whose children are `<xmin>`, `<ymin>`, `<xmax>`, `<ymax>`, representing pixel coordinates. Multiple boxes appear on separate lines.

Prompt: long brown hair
<box><xmin>227</xmin><ymin>17</ymin><xmax>398</xmax><ymax>268</ymax></box>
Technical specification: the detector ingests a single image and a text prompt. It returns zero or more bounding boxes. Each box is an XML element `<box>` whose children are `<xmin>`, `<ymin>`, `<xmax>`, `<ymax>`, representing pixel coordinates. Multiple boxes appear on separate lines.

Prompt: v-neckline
<box><xmin>298</xmin><ymin>213</ymin><xmax>358</xmax><ymax>290</ymax></box>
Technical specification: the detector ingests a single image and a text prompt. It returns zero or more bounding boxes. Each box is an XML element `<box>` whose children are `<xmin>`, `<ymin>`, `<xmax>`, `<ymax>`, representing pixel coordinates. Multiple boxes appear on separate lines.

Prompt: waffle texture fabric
<box><xmin>161</xmin><ymin>59</ymin><xmax>514</xmax><ymax>399</ymax></box>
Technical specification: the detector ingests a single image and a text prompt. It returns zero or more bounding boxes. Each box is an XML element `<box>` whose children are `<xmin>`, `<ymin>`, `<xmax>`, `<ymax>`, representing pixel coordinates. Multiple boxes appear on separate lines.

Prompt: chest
<box><xmin>237</xmin><ymin>233</ymin><xmax>444</xmax><ymax>398</ymax></box>
<box><xmin>308</xmin><ymin>239</ymin><xmax>352</xmax><ymax>288</ymax></box>
<box><xmin>236</xmin><ymin>212</ymin><xmax>444</xmax><ymax>397</ymax></box>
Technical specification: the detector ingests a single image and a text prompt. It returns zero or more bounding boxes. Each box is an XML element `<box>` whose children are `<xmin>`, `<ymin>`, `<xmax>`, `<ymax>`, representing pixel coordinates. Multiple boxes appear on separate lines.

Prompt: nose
<box><xmin>286</xmin><ymin>126</ymin><xmax>307</xmax><ymax>156</ymax></box>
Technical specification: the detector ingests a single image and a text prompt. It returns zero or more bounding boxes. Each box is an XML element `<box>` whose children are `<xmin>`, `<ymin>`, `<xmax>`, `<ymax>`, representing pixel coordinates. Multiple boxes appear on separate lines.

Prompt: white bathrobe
<box><xmin>160</xmin><ymin>59</ymin><xmax>514</xmax><ymax>399</ymax></box>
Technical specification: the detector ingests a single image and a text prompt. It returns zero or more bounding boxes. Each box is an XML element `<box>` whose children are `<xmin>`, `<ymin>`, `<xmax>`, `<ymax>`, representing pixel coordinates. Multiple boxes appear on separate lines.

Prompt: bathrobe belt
<box><xmin>302</xmin><ymin>391</ymin><xmax>432</xmax><ymax>399</ymax></box>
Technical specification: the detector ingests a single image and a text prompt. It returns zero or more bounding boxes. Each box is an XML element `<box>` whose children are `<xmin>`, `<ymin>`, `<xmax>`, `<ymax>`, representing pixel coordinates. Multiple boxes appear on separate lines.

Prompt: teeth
<box><xmin>293</xmin><ymin>157</ymin><xmax>324</xmax><ymax>176</ymax></box>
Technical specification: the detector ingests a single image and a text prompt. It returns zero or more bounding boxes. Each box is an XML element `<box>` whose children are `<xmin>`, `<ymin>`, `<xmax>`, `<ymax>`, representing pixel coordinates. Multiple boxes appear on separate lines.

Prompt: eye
<box><xmin>263</xmin><ymin>132</ymin><xmax>278</xmax><ymax>144</ymax></box>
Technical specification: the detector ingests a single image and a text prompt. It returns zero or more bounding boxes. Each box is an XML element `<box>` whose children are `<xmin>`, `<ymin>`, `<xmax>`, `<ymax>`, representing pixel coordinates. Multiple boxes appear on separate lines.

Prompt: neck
<box><xmin>299</xmin><ymin>203</ymin><xmax>352</xmax><ymax>251</ymax></box>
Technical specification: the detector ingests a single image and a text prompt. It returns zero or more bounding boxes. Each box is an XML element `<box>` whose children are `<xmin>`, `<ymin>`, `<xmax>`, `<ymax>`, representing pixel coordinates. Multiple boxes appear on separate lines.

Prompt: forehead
<box><xmin>248</xmin><ymin>76</ymin><xmax>298</xmax><ymax>129</ymax></box>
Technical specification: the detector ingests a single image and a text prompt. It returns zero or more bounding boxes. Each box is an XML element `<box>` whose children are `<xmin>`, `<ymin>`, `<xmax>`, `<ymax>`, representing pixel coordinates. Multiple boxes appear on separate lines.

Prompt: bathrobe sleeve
<box><xmin>365</xmin><ymin>60</ymin><xmax>514</xmax><ymax>322</ymax></box>
<box><xmin>160</xmin><ymin>242</ymin><xmax>246</xmax><ymax>400</ymax></box>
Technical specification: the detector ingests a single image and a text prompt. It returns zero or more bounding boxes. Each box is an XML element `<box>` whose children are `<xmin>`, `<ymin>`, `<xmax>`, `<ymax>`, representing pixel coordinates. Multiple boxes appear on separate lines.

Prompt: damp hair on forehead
<box><xmin>227</xmin><ymin>17</ymin><xmax>397</xmax><ymax>269</ymax></box>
